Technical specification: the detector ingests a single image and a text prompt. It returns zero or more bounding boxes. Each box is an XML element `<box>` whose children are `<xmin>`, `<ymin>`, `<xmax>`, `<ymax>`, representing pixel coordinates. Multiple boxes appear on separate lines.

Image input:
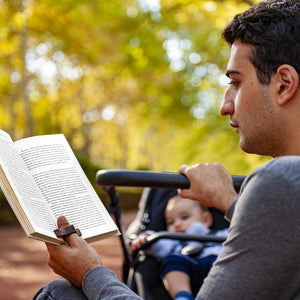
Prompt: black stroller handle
<box><xmin>96</xmin><ymin>169</ymin><xmax>246</xmax><ymax>193</ymax></box>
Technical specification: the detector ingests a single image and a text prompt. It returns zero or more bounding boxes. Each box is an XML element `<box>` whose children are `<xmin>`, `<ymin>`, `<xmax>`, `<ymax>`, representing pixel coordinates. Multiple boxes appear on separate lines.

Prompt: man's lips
<box><xmin>230</xmin><ymin>121</ymin><xmax>239</xmax><ymax>133</ymax></box>
<box><xmin>230</xmin><ymin>121</ymin><xmax>238</xmax><ymax>128</ymax></box>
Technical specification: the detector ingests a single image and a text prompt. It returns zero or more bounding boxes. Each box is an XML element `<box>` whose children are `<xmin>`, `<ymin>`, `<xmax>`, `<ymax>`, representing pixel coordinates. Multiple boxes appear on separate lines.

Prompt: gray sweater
<box><xmin>82</xmin><ymin>156</ymin><xmax>300</xmax><ymax>300</ymax></box>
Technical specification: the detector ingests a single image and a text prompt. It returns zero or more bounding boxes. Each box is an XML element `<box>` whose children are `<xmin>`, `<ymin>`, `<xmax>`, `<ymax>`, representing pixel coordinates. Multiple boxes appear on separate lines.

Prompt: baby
<box><xmin>131</xmin><ymin>195</ymin><xmax>227</xmax><ymax>300</ymax></box>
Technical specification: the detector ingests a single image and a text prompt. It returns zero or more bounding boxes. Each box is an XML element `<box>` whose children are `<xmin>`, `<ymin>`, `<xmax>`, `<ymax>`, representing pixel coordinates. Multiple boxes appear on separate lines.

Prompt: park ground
<box><xmin>0</xmin><ymin>210</ymin><xmax>137</xmax><ymax>300</ymax></box>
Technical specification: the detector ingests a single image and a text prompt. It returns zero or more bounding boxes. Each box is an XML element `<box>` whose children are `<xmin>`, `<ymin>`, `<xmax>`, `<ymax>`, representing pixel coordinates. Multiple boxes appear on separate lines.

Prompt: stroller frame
<box><xmin>96</xmin><ymin>169</ymin><xmax>245</xmax><ymax>297</ymax></box>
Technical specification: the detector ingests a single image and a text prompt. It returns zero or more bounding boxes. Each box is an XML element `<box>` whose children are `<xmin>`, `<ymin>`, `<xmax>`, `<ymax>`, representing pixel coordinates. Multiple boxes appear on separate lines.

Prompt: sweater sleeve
<box><xmin>196</xmin><ymin>158</ymin><xmax>300</xmax><ymax>300</ymax></box>
<box><xmin>82</xmin><ymin>267</ymin><xmax>142</xmax><ymax>300</ymax></box>
<box><xmin>224</xmin><ymin>199</ymin><xmax>237</xmax><ymax>221</ymax></box>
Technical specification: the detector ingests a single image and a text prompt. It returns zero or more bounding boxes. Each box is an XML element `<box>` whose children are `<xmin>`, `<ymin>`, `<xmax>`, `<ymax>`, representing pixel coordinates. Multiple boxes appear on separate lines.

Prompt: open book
<box><xmin>0</xmin><ymin>130</ymin><xmax>119</xmax><ymax>245</ymax></box>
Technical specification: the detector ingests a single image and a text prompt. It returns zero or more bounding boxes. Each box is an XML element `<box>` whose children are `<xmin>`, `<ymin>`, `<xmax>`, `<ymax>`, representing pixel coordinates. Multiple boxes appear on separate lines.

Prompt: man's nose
<box><xmin>220</xmin><ymin>88</ymin><xmax>235</xmax><ymax>116</ymax></box>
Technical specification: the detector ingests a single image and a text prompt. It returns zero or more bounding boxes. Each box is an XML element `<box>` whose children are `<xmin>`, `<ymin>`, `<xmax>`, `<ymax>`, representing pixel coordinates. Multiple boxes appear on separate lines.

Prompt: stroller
<box><xmin>96</xmin><ymin>169</ymin><xmax>245</xmax><ymax>299</ymax></box>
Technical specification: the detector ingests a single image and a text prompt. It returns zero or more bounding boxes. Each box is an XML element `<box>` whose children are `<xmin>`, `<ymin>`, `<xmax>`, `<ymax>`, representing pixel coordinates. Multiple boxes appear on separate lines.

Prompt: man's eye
<box><xmin>228</xmin><ymin>80</ymin><xmax>239</xmax><ymax>86</ymax></box>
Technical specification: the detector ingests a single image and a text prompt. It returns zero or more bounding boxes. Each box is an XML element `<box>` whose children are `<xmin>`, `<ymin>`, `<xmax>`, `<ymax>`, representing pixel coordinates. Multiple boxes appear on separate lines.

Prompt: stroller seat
<box><xmin>126</xmin><ymin>187</ymin><xmax>229</xmax><ymax>299</ymax></box>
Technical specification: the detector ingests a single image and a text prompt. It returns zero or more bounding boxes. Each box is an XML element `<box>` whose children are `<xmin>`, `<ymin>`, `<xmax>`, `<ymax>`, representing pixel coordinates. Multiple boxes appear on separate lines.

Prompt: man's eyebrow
<box><xmin>225</xmin><ymin>70</ymin><xmax>241</xmax><ymax>77</ymax></box>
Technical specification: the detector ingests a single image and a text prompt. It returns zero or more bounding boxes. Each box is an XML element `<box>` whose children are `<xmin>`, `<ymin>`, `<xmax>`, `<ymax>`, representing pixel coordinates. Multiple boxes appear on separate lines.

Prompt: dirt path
<box><xmin>0</xmin><ymin>210</ymin><xmax>137</xmax><ymax>300</ymax></box>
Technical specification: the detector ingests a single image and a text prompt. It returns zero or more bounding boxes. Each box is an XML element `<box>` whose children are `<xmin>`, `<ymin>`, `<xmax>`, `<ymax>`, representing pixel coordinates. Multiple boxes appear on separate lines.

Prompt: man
<box><xmin>34</xmin><ymin>0</ymin><xmax>300</xmax><ymax>299</ymax></box>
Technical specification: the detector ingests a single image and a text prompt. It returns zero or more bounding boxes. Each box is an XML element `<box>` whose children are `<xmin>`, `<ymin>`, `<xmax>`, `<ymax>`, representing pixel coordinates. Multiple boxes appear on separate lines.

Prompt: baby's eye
<box><xmin>167</xmin><ymin>220</ymin><xmax>174</xmax><ymax>226</ymax></box>
<box><xmin>181</xmin><ymin>214</ymin><xmax>190</xmax><ymax>220</ymax></box>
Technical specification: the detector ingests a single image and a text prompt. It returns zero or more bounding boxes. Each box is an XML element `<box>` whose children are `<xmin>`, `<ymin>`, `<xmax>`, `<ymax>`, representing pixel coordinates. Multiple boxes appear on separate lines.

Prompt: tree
<box><xmin>0</xmin><ymin>0</ymin><xmax>266</xmax><ymax>176</ymax></box>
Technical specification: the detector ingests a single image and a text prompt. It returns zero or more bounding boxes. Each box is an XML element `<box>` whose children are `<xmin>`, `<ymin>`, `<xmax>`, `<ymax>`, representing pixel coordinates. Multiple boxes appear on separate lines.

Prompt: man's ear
<box><xmin>276</xmin><ymin>64</ymin><xmax>299</xmax><ymax>106</ymax></box>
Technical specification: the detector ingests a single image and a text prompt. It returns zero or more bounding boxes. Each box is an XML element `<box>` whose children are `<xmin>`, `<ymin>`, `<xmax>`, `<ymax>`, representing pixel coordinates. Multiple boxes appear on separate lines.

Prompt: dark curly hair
<box><xmin>222</xmin><ymin>0</ymin><xmax>300</xmax><ymax>84</ymax></box>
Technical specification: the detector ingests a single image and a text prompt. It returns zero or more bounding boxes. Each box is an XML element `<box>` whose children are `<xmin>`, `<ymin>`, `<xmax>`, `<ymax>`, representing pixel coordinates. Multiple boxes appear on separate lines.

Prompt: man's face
<box><xmin>220</xmin><ymin>40</ymin><xmax>282</xmax><ymax>156</ymax></box>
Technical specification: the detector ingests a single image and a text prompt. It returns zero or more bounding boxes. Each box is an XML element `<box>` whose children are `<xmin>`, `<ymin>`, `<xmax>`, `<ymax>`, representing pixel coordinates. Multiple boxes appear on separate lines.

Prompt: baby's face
<box><xmin>165</xmin><ymin>198</ymin><xmax>206</xmax><ymax>233</ymax></box>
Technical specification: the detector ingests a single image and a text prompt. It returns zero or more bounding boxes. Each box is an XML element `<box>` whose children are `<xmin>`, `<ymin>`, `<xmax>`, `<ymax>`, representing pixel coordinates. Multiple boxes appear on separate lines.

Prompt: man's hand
<box><xmin>46</xmin><ymin>216</ymin><xmax>103</xmax><ymax>288</ymax></box>
<box><xmin>178</xmin><ymin>163</ymin><xmax>238</xmax><ymax>212</ymax></box>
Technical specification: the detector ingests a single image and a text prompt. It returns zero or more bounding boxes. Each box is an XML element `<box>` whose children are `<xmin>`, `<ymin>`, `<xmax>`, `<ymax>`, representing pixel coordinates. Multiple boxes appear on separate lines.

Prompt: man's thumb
<box><xmin>57</xmin><ymin>215</ymin><xmax>69</xmax><ymax>228</ymax></box>
<box><xmin>54</xmin><ymin>216</ymin><xmax>82</xmax><ymax>244</ymax></box>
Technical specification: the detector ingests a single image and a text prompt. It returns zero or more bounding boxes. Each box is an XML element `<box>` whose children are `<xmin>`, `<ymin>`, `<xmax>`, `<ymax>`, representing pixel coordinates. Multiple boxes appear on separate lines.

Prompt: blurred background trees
<box><xmin>0</xmin><ymin>0</ymin><xmax>268</xmax><ymax>178</ymax></box>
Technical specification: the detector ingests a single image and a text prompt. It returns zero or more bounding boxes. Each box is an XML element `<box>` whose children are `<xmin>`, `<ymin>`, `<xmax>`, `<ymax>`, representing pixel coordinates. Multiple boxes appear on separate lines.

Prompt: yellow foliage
<box><xmin>0</xmin><ymin>0</ymin><xmax>264</xmax><ymax>177</ymax></box>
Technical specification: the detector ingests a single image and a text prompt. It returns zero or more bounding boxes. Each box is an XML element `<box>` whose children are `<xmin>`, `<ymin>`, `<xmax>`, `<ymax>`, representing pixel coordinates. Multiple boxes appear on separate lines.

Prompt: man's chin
<box><xmin>240</xmin><ymin>140</ymin><xmax>268</xmax><ymax>156</ymax></box>
<box><xmin>239</xmin><ymin>139</ymin><xmax>254</xmax><ymax>154</ymax></box>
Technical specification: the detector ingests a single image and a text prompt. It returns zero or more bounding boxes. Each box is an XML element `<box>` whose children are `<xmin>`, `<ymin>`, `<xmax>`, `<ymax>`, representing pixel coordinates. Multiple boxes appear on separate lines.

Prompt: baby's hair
<box><xmin>167</xmin><ymin>194</ymin><xmax>209</xmax><ymax>213</ymax></box>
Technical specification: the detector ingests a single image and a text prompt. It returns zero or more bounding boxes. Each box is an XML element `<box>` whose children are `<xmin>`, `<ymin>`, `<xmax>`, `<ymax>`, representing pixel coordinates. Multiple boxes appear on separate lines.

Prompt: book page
<box><xmin>15</xmin><ymin>134</ymin><xmax>119</xmax><ymax>241</ymax></box>
<box><xmin>0</xmin><ymin>130</ymin><xmax>57</xmax><ymax>235</ymax></box>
